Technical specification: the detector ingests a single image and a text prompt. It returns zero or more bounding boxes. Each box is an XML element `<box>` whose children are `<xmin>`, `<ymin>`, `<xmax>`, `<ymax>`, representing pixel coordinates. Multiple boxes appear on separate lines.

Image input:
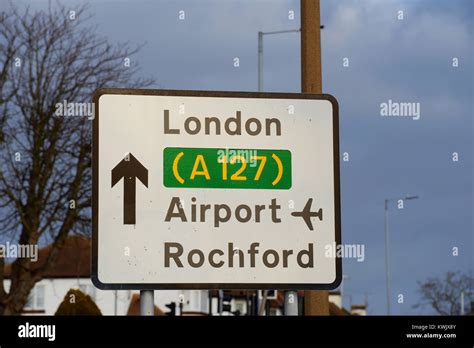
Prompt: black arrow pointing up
<box><xmin>111</xmin><ymin>153</ymin><xmax>148</xmax><ymax>225</ymax></box>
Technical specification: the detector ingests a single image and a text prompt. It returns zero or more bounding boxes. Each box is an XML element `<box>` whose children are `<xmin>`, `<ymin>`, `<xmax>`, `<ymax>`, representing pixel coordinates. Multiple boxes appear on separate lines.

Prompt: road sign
<box><xmin>92</xmin><ymin>89</ymin><xmax>341</xmax><ymax>290</ymax></box>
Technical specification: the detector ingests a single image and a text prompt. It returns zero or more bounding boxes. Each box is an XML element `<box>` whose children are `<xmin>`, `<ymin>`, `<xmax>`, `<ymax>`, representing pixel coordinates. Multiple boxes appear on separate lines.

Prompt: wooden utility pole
<box><xmin>301</xmin><ymin>0</ymin><xmax>330</xmax><ymax>316</ymax></box>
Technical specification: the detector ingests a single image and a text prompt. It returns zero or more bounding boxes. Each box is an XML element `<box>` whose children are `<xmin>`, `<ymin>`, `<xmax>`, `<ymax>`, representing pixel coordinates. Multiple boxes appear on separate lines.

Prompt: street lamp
<box><xmin>257</xmin><ymin>25</ymin><xmax>324</xmax><ymax>91</ymax></box>
<box><xmin>256</xmin><ymin>23</ymin><xmax>324</xmax><ymax>315</ymax></box>
<box><xmin>384</xmin><ymin>194</ymin><xmax>419</xmax><ymax>315</ymax></box>
<box><xmin>256</xmin><ymin>27</ymin><xmax>304</xmax><ymax>316</ymax></box>
<box><xmin>258</xmin><ymin>29</ymin><xmax>300</xmax><ymax>91</ymax></box>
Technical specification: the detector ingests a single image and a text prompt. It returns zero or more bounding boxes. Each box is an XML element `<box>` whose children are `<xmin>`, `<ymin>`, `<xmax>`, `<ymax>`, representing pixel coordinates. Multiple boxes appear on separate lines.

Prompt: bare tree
<box><xmin>0</xmin><ymin>2</ymin><xmax>153</xmax><ymax>315</ymax></box>
<box><xmin>413</xmin><ymin>271</ymin><xmax>473</xmax><ymax>315</ymax></box>
<box><xmin>0</xmin><ymin>10</ymin><xmax>21</xmax><ymax>141</ymax></box>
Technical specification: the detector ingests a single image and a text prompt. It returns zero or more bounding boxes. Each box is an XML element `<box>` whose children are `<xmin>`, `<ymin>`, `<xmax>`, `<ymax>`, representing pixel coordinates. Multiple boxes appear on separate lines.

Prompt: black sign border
<box><xmin>92</xmin><ymin>88</ymin><xmax>342</xmax><ymax>290</ymax></box>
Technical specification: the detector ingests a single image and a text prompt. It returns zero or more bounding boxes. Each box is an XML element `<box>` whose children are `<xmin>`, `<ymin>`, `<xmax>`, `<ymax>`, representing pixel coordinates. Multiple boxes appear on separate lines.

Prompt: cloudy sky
<box><xmin>11</xmin><ymin>0</ymin><xmax>473</xmax><ymax>314</ymax></box>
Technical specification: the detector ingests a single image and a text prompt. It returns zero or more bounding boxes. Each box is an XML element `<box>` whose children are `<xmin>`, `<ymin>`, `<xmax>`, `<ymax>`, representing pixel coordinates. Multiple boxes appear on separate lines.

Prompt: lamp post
<box><xmin>257</xmin><ymin>26</ymin><xmax>324</xmax><ymax>92</ymax></box>
<box><xmin>256</xmin><ymin>18</ymin><xmax>324</xmax><ymax>316</ymax></box>
<box><xmin>257</xmin><ymin>29</ymin><xmax>300</xmax><ymax>91</ymax></box>
<box><xmin>257</xmin><ymin>27</ymin><xmax>300</xmax><ymax>315</ymax></box>
<box><xmin>384</xmin><ymin>195</ymin><xmax>419</xmax><ymax>315</ymax></box>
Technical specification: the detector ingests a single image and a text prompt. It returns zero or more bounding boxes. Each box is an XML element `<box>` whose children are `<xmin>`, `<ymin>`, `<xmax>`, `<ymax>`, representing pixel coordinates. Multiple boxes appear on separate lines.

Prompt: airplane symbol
<box><xmin>291</xmin><ymin>198</ymin><xmax>323</xmax><ymax>231</ymax></box>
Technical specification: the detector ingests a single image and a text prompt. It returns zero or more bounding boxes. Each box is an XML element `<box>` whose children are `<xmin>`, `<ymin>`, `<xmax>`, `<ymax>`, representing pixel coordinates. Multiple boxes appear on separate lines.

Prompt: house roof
<box><xmin>4</xmin><ymin>235</ymin><xmax>91</xmax><ymax>278</ymax></box>
<box><xmin>351</xmin><ymin>304</ymin><xmax>367</xmax><ymax>310</ymax></box>
<box><xmin>329</xmin><ymin>302</ymin><xmax>349</xmax><ymax>316</ymax></box>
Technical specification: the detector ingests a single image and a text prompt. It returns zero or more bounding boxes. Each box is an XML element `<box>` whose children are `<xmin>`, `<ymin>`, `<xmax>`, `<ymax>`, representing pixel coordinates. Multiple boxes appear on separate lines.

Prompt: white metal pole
<box><xmin>258</xmin><ymin>31</ymin><xmax>263</xmax><ymax>92</ymax></box>
<box><xmin>114</xmin><ymin>290</ymin><xmax>118</xmax><ymax>315</ymax></box>
<box><xmin>140</xmin><ymin>290</ymin><xmax>154</xmax><ymax>316</ymax></box>
<box><xmin>284</xmin><ymin>291</ymin><xmax>298</xmax><ymax>315</ymax></box>
<box><xmin>257</xmin><ymin>26</ymin><xmax>300</xmax><ymax>316</ymax></box>
<box><xmin>218</xmin><ymin>289</ymin><xmax>224</xmax><ymax>315</ymax></box>
<box><xmin>461</xmin><ymin>291</ymin><xmax>465</xmax><ymax>315</ymax></box>
<box><xmin>257</xmin><ymin>31</ymin><xmax>264</xmax><ymax>315</ymax></box>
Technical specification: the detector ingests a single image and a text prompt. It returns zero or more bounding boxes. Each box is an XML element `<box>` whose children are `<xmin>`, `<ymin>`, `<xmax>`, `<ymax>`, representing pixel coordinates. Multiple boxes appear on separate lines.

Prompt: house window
<box><xmin>25</xmin><ymin>284</ymin><xmax>45</xmax><ymax>310</ymax></box>
<box><xmin>234</xmin><ymin>300</ymin><xmax>246</xmax><ymax>315</ymax></box>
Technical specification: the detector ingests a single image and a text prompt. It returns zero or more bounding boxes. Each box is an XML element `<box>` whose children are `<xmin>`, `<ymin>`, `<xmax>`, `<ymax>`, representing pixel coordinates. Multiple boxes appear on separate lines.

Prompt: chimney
<box><xmin>328</xmin><ymin>290</ymin><xmax>342</xmax><ymax>309</ymax></box>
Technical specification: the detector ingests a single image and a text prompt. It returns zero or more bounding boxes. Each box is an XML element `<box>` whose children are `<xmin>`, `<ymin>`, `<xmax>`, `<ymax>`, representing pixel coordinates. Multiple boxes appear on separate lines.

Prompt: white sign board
<box><xmin>92</xmin><ymin>89</ymin><xmax>341</xmax><ymax>290</ymax></box>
